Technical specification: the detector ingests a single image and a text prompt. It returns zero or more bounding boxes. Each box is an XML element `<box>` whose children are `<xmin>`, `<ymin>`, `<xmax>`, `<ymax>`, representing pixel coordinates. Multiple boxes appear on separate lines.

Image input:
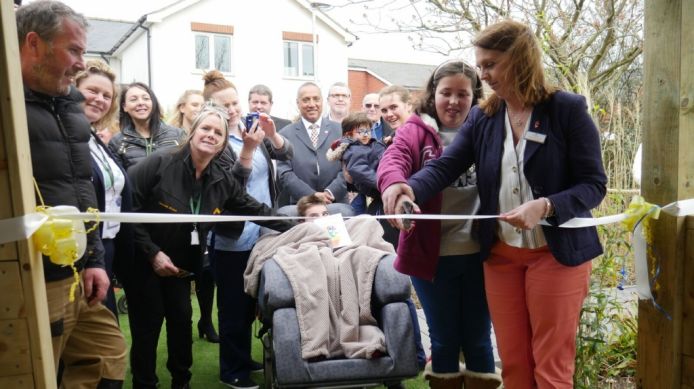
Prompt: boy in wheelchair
<box><xmin>242</xmin><ymin>195</ymin><xmax>421</xmax><ymax>388</ymax></box>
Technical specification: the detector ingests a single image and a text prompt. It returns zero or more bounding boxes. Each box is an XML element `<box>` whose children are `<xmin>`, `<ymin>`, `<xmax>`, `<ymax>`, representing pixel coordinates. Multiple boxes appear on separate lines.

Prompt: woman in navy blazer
<box><xmin>382</xmin><ymin>20</ymin><xmax>607</xmax><ymax>389</ymax></box>
<box><xmin>75</xmin><ymin>60</ymin><xmax>134</xmax><ymax>321</ymax></box>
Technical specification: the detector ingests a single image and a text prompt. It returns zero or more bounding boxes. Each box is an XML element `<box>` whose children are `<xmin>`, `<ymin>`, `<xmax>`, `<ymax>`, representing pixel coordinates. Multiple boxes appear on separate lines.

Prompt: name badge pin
<box><xmin>525</xmin><ymin>131</ymin><xmax>547</xmax><ymax>144</ymax></box>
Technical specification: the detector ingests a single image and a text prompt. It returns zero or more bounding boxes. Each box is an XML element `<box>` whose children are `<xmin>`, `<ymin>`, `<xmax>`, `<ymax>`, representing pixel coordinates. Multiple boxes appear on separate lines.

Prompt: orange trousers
<box><xmin>484</xmin><ymin>242</ymin><xmax>591</xmax><ymax>389</ymax></box>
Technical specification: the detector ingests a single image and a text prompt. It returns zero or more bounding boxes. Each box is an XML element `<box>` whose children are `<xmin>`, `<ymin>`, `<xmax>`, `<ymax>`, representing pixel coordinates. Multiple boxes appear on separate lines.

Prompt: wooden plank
<box><xmin>681</xmin><ymin>0</ymin><xmax>694</xmax><ymax>192</ymax></box>
<box><xmin>684</xmin><ymin>355</ymin><xmax>694</xmax><ymax>388</ymax></box>
<box><xmin>0</xmin><ymin>111</ymin><xmax>16</xmax><ymax>261</ymax></box>
<box><xmin>0</xmin><ymin>262</ymin><xmax>24</xmax><ymax>319</ymax></box>
<box><xmin>684</xmin><ymin>224</ymin><xmax>694</xmax><ymax>358</ymax></box>
<box><xmin>641</xmin><ymin>0</ymin><xmax>694</xmax><ymax>205</ymax></box>
<box><xmin>0</xmin><ymin>319</ymin><xmax>31</xmax><ymax>376</ymax></box>
<box><xmin>0</xmin><ymin>374</ymin><xmax>34</xmax><ymax>388</ymax></box>
<box><xmin>640</xmin><ymin>0</ymin><xmax>694</xmax><ymax>387</ymax></box>
<box><xmin>0</xmin><ymin>1</ymin><xmax>55</xmax><ymax>387</ymax></box>
<box><xmin>636</xmin><ymin>214</ymin><xmax>686</xmax><ymax>389</ymax></box>
<box><xmin>641</xmin><ymin>1</ymin><xmax>681</xmax><ymax>205</ymax></box>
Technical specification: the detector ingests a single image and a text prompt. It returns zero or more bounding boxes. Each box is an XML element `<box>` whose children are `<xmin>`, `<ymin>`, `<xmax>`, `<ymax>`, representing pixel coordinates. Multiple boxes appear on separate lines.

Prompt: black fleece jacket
<box><xmin>128</xmin><ymin>146</ymin><xmax>294</xmax><ymax>274</ymax></box>
<box><xmin>25</xmin><ymin>86</ymin><xmax>105</xmax><ymax>281</ymax></box>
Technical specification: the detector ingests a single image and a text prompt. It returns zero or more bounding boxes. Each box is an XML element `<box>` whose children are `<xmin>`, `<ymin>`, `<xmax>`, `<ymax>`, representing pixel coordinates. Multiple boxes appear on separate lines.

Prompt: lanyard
<box><xmin>90</xmin><ymin>142</ymin><xmax>115</xmax><ymax>191</ymax></box>
<box><xmin>189</xmin><ymin>195</ymin><xmax>201</xmax><ymax>215</ymax></box>
<box><xmin>189</xmin><ymin>195</ymin><xmax>202</xmax><ymax>245</ymax></box>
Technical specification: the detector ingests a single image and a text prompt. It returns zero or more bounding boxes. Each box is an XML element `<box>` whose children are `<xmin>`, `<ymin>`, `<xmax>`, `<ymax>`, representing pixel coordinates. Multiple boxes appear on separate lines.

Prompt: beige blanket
<box><xmin>244</xmin><ymin>216</ymin><xmax>394</xmax><ymax>360</ymax></box>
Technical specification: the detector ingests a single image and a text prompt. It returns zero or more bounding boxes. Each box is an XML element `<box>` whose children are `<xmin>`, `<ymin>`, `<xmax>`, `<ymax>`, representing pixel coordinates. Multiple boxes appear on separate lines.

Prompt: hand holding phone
<box><xmin>245</xmin><ymin>112</ymin><xmax>259</xmax><ymax>133</ymax></box>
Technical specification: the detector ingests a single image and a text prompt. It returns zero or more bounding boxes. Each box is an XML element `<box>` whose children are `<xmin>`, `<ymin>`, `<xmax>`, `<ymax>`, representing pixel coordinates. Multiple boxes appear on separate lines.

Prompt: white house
<box><xmin>85</xmin><ymin>0</ymin><xmax>355</xmax><ymax>120</ymax></box>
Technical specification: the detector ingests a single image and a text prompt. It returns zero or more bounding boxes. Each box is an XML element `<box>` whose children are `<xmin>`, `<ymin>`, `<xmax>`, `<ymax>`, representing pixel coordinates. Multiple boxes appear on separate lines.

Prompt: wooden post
<box><xmin>640</xmin><ymin>0</ymin><xmax>694</xmax><ymax>388</ymax></box>
<box><xmin>0</xmin><ymin>0</ymin><xmax>56</xmax><ymax>388</ymax></box>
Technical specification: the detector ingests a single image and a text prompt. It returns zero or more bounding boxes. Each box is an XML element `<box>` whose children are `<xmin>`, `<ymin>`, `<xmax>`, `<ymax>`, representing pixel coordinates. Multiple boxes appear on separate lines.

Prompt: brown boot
<box><xmin>423</xmin><ymin>361</ymin><xmax>465</xmax><ymax>389</ymax></box>
<box><xmin>463</xmin><ymin>370</ymin><xmax>503</xmax><ymax>389</ymax></box>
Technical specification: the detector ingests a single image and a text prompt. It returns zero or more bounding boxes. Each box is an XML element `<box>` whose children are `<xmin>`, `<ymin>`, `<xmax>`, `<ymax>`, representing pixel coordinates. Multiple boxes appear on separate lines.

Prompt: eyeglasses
<box><xmin>364</xmin><ymin>103</ymin><xmax>380</xmax><ymax>109</ymax></box>
<box><xmin>357</xmin><ymin>129</ymin><xmax>371</xmax><ymax>136</ymax></box>
<box><xmin>329</xmin><ymin>94</ymin><xmax>350</xmax><ymax>99</ymax></box>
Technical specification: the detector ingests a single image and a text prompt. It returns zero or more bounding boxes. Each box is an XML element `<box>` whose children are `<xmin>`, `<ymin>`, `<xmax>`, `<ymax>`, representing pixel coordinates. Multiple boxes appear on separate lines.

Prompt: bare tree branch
<box><xmin>336</xmin><ymin>0</ymin><xmax>642</xmax><ymax>103</ymax></box>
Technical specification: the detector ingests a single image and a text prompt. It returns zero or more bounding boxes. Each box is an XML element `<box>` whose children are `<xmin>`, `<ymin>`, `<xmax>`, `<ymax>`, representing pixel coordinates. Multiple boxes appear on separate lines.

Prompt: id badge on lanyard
<box><xmin>190</xmin><ymin>195</ymin><xmax>201</xmax><ymax>246</ymax></box>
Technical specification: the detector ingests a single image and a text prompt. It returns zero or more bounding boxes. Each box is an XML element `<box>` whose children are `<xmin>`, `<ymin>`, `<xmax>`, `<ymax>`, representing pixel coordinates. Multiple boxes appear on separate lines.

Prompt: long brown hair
<box><xmin>415</xmin><ymin>59</ymin><xmax>483</xmax><ymax>124</ymax></box>
<box><xmin>473</xmin><ymin>20</ymin><xmax>557</xmax><ymax>116</ymax></box>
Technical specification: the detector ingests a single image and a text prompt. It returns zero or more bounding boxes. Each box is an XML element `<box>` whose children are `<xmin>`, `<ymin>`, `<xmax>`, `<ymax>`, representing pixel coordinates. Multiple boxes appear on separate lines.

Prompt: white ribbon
<box><xmin>627</xmin><ymin>198</ymin><xmax>694</xmax><ymax>301</ymax></box>
<box><xmin>632</xmin><ymin>223</ymin><xmax>652</xmax><ymax>300</ymax></box>
<box><xmin>0</xmin><ymin>213</ymin><xmax>48</xmax><ymax>245</ymax></box>
<box><xmin>3</xmin><ymin>199</ymin><xmax>694</xmax><ymax>245</ymax></box>
<box><xmin>0</xmin><ymin>212</ymin><xmax>494</xmax><ymax>245</ymax></box>
<box><xmin>3</xmin><ymin>199</ymin><xmax>694</xmax><ymax>302</ymax></box>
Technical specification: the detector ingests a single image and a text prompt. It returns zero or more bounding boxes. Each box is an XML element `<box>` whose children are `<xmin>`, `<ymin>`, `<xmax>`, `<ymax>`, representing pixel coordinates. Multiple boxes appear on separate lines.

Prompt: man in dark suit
<box><xmin>277</xmin><ymin>82</ymin><xmax>347</xmax><ymax>205</ymax></box>
<box><xmin>248</xmin><ymin>84</ymin><xmax>292</xmax><ymax>129</ymax></box>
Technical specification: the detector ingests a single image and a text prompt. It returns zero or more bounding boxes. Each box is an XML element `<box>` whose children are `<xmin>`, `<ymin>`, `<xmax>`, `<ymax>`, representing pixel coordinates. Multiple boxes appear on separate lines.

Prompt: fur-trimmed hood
<box><xmin>326</xmin><ymin>137</ymin><xmax>354</xmax><ymax>161</ymax></box>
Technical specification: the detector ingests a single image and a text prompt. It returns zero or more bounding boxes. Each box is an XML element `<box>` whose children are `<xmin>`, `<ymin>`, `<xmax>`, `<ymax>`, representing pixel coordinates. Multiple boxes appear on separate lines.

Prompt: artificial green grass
<box><xmin>116</xmin><ymin>289</ymin><xmax>426</xmax><ymax>388</ymax></box>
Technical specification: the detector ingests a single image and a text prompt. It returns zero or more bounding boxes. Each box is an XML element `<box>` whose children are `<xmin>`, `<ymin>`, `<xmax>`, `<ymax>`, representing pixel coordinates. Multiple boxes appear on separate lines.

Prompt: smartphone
<box><xmin>245</xmin><ymin>112</ymin><xmax>259</xmax><ymax>132</ymax></box>
<box><xmin>402</xmin><ymin>200</ymin><xmax>414</xmax><ymax>230</ymax></box>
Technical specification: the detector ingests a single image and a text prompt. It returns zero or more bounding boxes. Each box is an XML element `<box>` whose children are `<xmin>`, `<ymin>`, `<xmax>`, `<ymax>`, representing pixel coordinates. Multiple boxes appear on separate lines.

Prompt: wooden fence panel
<box><xmin>0</xmin><ymin>1</ymin><xmax>55</xmax><ymax>387</ymax></box>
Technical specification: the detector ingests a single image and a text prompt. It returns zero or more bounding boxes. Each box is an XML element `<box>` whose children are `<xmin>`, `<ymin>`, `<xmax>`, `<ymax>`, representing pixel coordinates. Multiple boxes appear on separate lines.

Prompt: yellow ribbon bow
<box><xmin>31</xmin><ymin>179</ymin><xmax>100</xmax><ymax>301</ymax></box>
<box><xmin>621</xmin><ymin>195</ymin><xmax>660</xmax><ymax>232</ymax></box>
<box><xmin>32</xmin><ymin>205</ymin><xmax>89</xmax><ymax>301</ymax></box>
<box><xmin>621</xmin><ymin>195</ymin><xmax>662</xmax><ymax>300</ymax></box>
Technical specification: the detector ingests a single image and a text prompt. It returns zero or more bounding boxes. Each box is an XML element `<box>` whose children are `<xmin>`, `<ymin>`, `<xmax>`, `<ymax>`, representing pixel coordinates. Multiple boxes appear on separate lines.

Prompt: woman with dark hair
<box><xmin>383</xmin><ymin>20</ymin><xmax>607</xmax><ymax>389</ymax></box>
<box><xmin>109</xmin><ymin>82</ymin><xmax>185</xmax><ymax>170</ymax></box>
<box><xmin>125</xmin><ymin>102</ymin><xmax>293</xmax><ymax>389</ymax></box>
<box><xmin>378</xmin><ymin>60</ymin><xmax>500</xmax><ymax>388</ymax></box>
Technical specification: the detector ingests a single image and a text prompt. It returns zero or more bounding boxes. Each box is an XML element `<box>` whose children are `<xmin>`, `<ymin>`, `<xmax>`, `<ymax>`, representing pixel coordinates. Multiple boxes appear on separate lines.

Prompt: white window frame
<box><xmin>283</xmin><ymin>40</ymin><xmax>314</xmax><ymax>79</ymax></box>
<box><xmin>194</xmin><ymin>32</ymin><xmax>233</xmax><ymax>74</ymax></box>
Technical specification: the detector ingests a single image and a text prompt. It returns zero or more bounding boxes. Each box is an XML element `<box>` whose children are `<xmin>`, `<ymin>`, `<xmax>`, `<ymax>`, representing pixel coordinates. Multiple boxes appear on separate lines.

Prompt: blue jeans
<box><xmin>350</xmin><ymin>193</ymin><xmax>367</xmax><ymax>215</ymax></box>
<box><xmin>406</xmin><ymin>298</ymin><xmax>428</xmax><ymax>370</ymax></box>
<box><xmin>411</xmin><ymin>253</ymin><xmax>494</xmax><ymax>374</ymax></box>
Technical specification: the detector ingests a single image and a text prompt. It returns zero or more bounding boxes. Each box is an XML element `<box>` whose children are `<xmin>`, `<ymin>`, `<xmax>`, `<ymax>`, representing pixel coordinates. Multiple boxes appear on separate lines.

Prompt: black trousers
<box><xmin>102</xmin><ymin>238</ymin><xmax>119</xmax><ymax>322</ymax></box>
<box><xmin>124</xmin><ymin>268</ymin><xmax>193</xmax><ymax>388</ymax></box>
<box><xmin>195</xmin><ymin>266</ymin><xmax>216</xmax><ymax>329</ymax></box>
<box><xmin>209</xmin><ymin>249</ymin><xmax>256</xmax><ymax>381</ymax></box>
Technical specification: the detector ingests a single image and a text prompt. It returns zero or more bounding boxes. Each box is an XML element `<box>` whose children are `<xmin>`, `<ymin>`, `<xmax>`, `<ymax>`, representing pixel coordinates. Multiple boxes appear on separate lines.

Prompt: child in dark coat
<box><xmin>326</xmin><ymin>112</ymin><xmax>395</xmax><ymax>245</ymax></box>
<box><xmin>327</xmin><ymin>113</ymin><xmax>427</xmax><ymax>372</ymax></box>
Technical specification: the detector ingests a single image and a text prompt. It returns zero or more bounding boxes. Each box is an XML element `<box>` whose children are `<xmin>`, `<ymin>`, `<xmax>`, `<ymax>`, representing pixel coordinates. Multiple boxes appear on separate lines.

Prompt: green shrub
<box><xmin>574</xmin><ymin>191</ymin><xmax>637</xmax><ymax>388</ymax></box>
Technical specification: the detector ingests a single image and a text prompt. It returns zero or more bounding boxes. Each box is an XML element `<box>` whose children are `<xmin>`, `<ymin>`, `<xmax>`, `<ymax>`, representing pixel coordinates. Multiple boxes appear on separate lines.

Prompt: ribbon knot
<box><xmin>32</xmin><ymin>205</ymin><xmax>94</xmax><ymax>302</ymax></box>
<box><xmin>621</xmin><ymin>195</ymin><xmax>660</xmax><ymax>232</ymax></box>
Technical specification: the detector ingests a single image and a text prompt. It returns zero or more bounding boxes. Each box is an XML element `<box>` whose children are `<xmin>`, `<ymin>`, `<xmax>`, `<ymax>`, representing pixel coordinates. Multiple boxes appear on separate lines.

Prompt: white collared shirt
<box><xmin>497</xmin><ymin>109</ymin><xmax>547</xmax><ymax>249</ymax></box>
<box><xmin>89</xmin><ymin>136</ymin><xmax>125</xmax><ymax>240</ymax></box>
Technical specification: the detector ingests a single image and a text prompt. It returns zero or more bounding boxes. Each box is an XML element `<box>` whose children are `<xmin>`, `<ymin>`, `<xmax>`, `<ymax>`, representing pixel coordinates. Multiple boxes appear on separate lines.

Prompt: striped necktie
<box><xmin>309</xmin><ymin>124</ymin><xmax>319</xmax><ymax>148</ymax></box>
